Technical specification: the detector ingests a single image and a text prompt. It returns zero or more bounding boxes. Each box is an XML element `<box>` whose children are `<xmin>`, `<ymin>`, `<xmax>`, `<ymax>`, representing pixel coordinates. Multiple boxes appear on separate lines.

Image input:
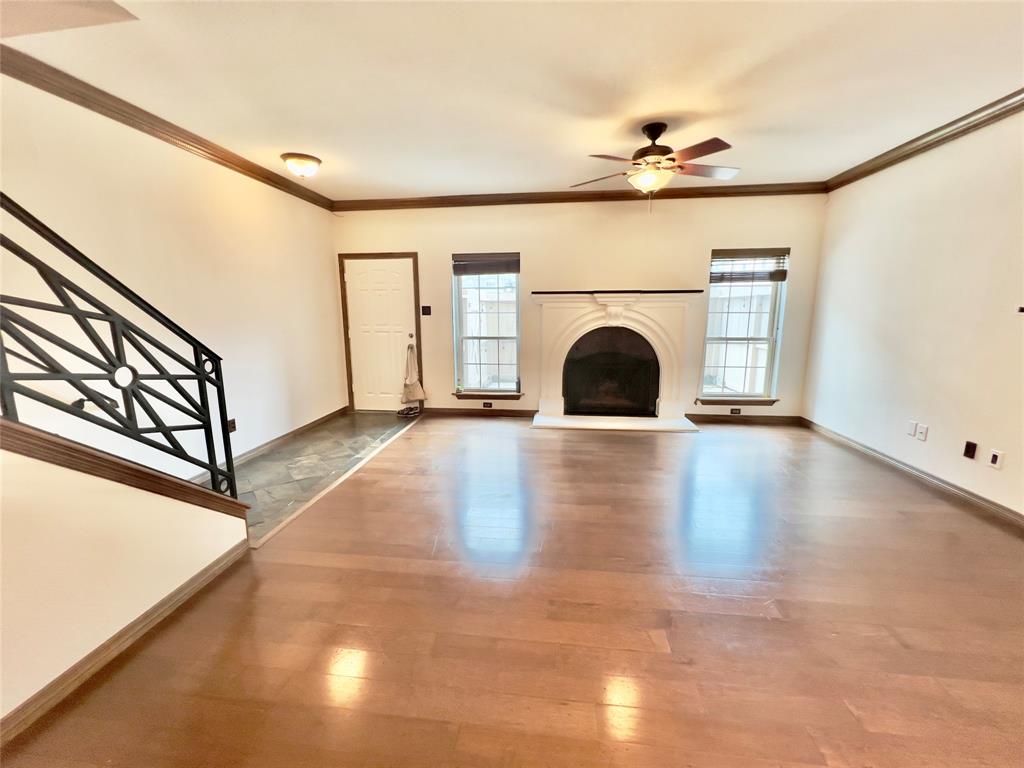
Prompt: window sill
<box><xmin>453</xmin><ymin>391</ymin><xmax>524</xmax><ymax>400</ymax></box>
<box><xmin>696</xmin><ymin>397</ymin><xmax>779</xmax><ymax>406</ymax></box>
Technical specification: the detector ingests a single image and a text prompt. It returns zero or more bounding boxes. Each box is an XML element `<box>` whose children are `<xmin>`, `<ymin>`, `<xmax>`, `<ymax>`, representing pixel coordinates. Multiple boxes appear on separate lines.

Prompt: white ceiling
<box><xmin>5</xmin><ymin>1</ymin><xmax>1022</xmax><ymax>200</ymax></box>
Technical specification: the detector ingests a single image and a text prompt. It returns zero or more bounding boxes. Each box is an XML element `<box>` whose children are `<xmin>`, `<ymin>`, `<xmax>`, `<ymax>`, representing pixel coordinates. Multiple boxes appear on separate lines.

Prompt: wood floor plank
<box><xmin>3</xmin><ymin>419</ymin><xmax>1021</xmax><ymax>766</ymax></box>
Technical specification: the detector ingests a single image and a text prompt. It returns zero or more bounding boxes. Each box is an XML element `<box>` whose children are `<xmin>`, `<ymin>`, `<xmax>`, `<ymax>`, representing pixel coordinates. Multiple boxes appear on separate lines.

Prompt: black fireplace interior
<box><xmin>562</xmin><ymin>327</ymin><xmax>659</xmax><ymax>417</ymax></box>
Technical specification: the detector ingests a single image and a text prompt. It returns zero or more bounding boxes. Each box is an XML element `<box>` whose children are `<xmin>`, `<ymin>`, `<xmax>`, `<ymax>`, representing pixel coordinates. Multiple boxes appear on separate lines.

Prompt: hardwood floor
<box><xmin>3</xmin><ymin>418</ymin><xmax>1022</xmax><ymax>767</ymax></box>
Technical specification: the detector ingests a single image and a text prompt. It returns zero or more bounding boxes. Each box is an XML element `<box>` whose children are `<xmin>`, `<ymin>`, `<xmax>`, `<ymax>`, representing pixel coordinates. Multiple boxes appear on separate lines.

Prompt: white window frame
<box><xmin>452</xmin><ymin>272</ymin><xmax>521</xmax><ymax>393</ymax></box>
<box><xmin>699</xmin><ymin>252</ymin><xmax>788</xmax><ymax>401</ymax></box>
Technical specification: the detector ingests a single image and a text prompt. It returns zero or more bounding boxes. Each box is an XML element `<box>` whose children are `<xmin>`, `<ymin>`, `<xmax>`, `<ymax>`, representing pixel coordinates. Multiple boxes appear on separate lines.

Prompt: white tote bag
<box><xmin>402</xmin><ymin>343</ymin><xmax>425</xmax><ymax>403</ymax></box>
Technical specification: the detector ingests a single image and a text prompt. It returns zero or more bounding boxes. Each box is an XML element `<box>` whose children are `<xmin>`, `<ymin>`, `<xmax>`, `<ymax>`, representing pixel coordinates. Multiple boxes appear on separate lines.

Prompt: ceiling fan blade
<box><xmin>673</xmin><ymin>163</ymin><xmax>740</xmax><ymax>180</ymax></box>
<box><xmin>588</xmin><ymin>154</ymin><xmax>634</xmax><ymax>163</ymax></box>
<box><xmin>570</xmin><ymin>172</ymin><xmax>628</xmax><ymax>188</ymax></box>
<box><xmin>666</xmin><ymin>137</ymin><xmax>731</xmax><ymax>163</ymax></box>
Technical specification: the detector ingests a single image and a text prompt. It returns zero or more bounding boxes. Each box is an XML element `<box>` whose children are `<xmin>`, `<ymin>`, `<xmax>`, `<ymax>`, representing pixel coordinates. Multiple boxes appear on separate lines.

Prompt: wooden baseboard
<box><xmin>423</xmin><ymin>407</ymin><xmax>537</xmax><ymax>418</ymax></box>
<box><xmin>685</xmin><ymin>413</ymin><xmax>806</xmax><ymax>426</ymax></box>
<box><xmin>233</xmin><ymin>405</ymin><xmax>351</xmax><ymax>466</ymax></box>
<box><xmin>0</xmin><ymin>540</ymin><xmax>250</xmax><ymax>747</ymax></box>
<box><xmin>804</xmin><ymin>419</ymin><xmax>1023</xmax><ymax>533</ymax></box>
<box><xmin>190</xmin><ymin>405</ymin><xmax>351</xmax><ymax>484</ymax></box>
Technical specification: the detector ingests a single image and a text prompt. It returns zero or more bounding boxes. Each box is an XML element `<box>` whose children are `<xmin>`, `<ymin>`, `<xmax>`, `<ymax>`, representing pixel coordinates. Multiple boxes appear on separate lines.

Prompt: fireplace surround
<box><xmin>531</xmin><ymin>291</ymin><xmax>700</xmax><ymax>432</ymax></box>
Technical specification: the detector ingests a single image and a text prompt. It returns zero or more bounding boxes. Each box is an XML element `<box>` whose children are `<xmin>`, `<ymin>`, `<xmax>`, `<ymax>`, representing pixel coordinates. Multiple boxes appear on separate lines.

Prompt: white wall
<box><xmin>333</xmin><ymin>195</ymin><xmax>827</xmax><ymax>415</ymax></box>
<box><xmin>0</xmin><ymin>77</ymin><xmax>347</xmax><ymax>478</ymax></box>
<box><xmin>0</xmin><ymin>450</ymin><xmax>247</xmax><ymax>716</ymax></box>
<box><xmin>804</xmin><ymin>114</ymin><xmax>1023</xmax><ymax>513</ymax></box>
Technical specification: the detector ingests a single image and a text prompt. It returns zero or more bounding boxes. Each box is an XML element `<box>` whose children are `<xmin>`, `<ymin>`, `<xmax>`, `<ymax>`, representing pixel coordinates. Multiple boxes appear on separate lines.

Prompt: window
<box><xmin>452</xmin><ymin>253</ymin><xmax>520</xmax><ymax>393</ymax></box>
<box><xmin>700</xmin><ymin>248</ymin><xmax>789</xmax><ymax>399</ymax></box>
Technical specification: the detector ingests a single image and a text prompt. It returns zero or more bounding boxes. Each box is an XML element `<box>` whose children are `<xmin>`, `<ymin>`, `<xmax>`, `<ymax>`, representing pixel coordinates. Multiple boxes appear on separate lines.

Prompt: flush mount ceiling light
<box><xmin>280</xmin><ymin>152</ymin><xmax>321</xmax><ymax>178</ymax></box>
<box><xmin>572</xmin><ymin>122</ymin><xmax>740</xmax><ymax>196</ymax></box>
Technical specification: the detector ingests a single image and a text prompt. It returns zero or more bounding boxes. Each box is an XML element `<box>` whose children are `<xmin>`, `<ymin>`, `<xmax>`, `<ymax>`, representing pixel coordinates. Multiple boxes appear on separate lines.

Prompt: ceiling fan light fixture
<box><xmin>281</xmin><ymin>152</ymin><xmax>321</xmax><ymax>178</ymax></box>
<box><xmin>626</xmin><ymin>166</ymin><xmax>674</xmax><ymax>194</ymax></box>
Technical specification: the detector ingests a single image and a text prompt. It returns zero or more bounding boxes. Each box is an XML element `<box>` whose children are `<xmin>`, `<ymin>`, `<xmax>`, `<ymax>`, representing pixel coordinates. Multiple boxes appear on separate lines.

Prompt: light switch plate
<box><xmin>907</xmin><ymin>420</ymin><xmax>918</xmax><ymax>437</ymax></box>
<box><xmin>916</xmin><ymin>425</ymin><xmax>929</xmax><ymax>441</ymax></box>
<box><xmin>989</xmin><ymin>450</ymin><xmax>1004</xmax><ymax>469</ymax></box>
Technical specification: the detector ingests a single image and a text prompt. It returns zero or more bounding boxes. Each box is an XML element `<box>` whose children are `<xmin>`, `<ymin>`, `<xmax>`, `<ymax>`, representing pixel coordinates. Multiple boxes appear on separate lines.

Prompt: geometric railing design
<box><xmin>0</xmin><ymin>194</ymin><xmax>237</xmax><ymax>497</ymax></box>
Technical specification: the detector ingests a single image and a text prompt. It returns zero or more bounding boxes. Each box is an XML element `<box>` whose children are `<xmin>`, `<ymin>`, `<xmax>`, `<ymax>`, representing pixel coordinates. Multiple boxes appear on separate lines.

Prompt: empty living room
<box><xmin>0</xmin><ymin>1</ymin><xmax>1021</xmax><ymax>766</ymax></box>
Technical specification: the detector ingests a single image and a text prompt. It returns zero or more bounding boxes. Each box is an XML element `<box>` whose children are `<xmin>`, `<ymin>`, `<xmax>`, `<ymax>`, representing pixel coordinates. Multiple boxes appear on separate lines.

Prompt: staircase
<box><xmin>0</xmin><ymin>194</ymin><xmax>250</xmax><ymax>744</ymax></box>
<box><xmin>1</xmin><ymin>193</ymin><xmax>239</xmax><ymax>497</ymax></box>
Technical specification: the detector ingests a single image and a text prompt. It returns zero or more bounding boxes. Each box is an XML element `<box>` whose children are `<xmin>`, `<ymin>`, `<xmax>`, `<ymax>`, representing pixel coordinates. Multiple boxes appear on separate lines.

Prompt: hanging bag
<box><xmin>402</xmin><ymin>343</ymin><xmax>425</xmax><ymax>403</ymax></box>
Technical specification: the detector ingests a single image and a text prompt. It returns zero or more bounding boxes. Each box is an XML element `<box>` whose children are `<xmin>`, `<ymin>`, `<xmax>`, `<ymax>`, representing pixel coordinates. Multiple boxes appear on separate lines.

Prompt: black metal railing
<box><xmin>0</xmin><ymin>194</ymin><xmax>237</xmax><ymax>497</ymax></box>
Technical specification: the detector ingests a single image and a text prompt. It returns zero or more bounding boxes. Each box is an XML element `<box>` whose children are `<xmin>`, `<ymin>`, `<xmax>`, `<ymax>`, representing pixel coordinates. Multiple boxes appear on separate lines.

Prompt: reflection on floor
<box><xmin>237</xmin><ymin>410</ymin><xmax>406</xmax><ymax>542</ymax></box>
<box><xmin>4</xmin><ymin>419</ymin><xmax>1022</xmax><ymax>767</ymax></box>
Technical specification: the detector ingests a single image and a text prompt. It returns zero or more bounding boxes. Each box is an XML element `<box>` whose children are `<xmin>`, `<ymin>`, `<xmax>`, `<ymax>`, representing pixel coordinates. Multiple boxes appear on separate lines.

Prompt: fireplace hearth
<box><xmin>563</xmin><ymin>327</ymin><xmax>659</xmax><ymax>417</ymax></box>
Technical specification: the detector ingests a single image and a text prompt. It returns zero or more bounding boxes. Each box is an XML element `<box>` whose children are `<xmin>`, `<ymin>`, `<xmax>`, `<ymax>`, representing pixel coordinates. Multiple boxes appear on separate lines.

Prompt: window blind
<box><xmin>452</xmin><ymin>252</ymin><xmax>520</xmax><ymax>276</ymax></box>
<box><xmin>709</xmin><ymin>248</ymin><xmax>789</xmax><ymax>283</ymax></box>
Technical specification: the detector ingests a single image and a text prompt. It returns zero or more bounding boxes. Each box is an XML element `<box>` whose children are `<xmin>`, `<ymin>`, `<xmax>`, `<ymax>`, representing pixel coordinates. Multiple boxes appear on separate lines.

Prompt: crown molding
<box><xmin>2</xmin><ymin>44</ymin><xmax>1020</xmax><ymax>212</ymax></box>
<box><xmin>0</xmin><ymin>45</ymin><xmax>334</xmax><ymax>210</ymax></box>
<box><xmin>825</xmin><ymin>87</ymin><xmax>1024</xmax><ymax>191</ymax></box>
<box><xmin>330</xmin><ymin>182</ymin><xmax>828</xmax><ymax>212</ymax></box>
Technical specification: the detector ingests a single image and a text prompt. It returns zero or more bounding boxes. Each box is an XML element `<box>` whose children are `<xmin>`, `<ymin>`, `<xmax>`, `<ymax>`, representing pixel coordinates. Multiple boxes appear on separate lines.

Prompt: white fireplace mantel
<box><xmin>531</xmin><ymin>291</ymin><xmax>699</xmax><ymax>432</ymax></box>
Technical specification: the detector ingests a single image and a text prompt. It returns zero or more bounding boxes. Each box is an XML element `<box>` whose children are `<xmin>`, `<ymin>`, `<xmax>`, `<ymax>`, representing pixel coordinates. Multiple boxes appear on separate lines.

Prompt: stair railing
<box><xmin>0</xmin><ymin>194</ymin><xmax>237</xmax><ymax>497</ymax></box>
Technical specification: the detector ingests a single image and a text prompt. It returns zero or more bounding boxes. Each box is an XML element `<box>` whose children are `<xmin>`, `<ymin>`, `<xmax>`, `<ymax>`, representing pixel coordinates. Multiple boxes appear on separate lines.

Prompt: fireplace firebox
<box><xmin>562</xmin><ymin>327</ymin><xmax>659</xmax><ymax>417</ymax></box>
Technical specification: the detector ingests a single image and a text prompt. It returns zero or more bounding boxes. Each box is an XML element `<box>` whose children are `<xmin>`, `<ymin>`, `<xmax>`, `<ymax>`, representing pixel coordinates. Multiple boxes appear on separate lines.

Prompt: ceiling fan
<box><xmin>572</xmin><ymin>122</ymin><xmax>739</xmax><ymax>194</ymax></box>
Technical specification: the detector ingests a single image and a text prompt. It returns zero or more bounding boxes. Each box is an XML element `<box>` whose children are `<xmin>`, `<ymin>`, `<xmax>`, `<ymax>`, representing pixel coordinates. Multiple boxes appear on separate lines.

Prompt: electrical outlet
<box><xmin>227</xmin><ymin>418</ymin><xmax>237</xmax><ymax>433</ymax></box>
<box><xmin>916</xmin><ymin>424</ymin><xmax>929</xmax><ymax>441</ymax></box>
<box><xmin>963</xmin><ymin>441</ymin><xmax>977</xmax><ymax>459</ymax></box>
<box><xmin>907</xmin><ymin>420</ymin><xmax>918</xmax><ymax>437</ymax></box>
<box><xmin>989</xmin><ymin>450</ymin><xmax>1004</xmax><ymax>469</ymax></box>
<box><xmin>482</xmin><ymin>402</ymin><xmax>493</xmax><ymax>409</ymax></box>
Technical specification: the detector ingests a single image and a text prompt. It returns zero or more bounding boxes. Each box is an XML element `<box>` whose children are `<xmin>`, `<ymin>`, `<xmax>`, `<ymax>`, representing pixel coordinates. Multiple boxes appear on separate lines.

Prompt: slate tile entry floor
<box><xmin>236</xmin><ymin>410</ymin><xmax>407</xmax><ymax>542</ymax></box>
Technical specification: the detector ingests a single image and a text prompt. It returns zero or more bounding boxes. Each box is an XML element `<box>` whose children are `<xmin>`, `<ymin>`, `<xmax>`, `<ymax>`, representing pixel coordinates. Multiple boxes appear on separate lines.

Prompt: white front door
<box><xmin>344</xmin><ymin>257</ymin><xmax>417</xmax><ymax>411</ymax></box>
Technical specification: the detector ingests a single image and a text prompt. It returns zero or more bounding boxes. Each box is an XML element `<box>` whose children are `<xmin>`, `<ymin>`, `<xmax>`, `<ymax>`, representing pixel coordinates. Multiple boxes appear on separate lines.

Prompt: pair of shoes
<box><xmin>397</xmin><ymin>406</ymin><xmax>420</xmax><ymax>418</ymax></box>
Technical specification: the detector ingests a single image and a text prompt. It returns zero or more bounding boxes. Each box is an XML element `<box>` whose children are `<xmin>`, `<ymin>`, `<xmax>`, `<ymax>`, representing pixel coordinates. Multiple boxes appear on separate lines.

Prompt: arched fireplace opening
<box><xmin>562</xmin><ymin>327</ymin><xmax>659</xmax><ymax>417</ymax></box>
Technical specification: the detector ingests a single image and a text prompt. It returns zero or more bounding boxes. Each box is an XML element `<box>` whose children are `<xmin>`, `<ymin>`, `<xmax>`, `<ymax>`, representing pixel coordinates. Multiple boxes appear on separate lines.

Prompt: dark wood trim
<box><xmin>0</xmin><ymin>45</ymin><xmax>333</xmax><ymax>211</ymax></box>
<box><xmin>453</xmin><ymin>391</ymin><xmax>524</xmax><ymax>400</ymax></box>
<box><xmin>686</xmin><ymin>413</ymin><xmax>803</xmax><ymax>426</ymax></box>
<box><xmin>424</xmin><ymin>407</ymin><xmax>536</xmax><ymax>418</ymax></box>
<box><xmin>6</xmin><ymin>44</ymin><xmax>1018</xmax><ymax>211</ymax></box>
<box><xmin>0</xmin><ymin>540</ymin><xmax>249</xmax><ymax>747</ymax></box>
<box><xmin>0</xmin><ymin>419</ymin><xmax>248</xmax><ymax>519</ymax></box>
<box><xmin>336</xmin><ymin>252</ymin><xmax>423</xmax><ymax>259</ymax></box>
<box><xmin>531</xmin><ymin>289</ymin><xmax>704</xmax><ymax>296</ymax></box>
<box><xmin>338</xmin><ymin>258</ymin><xmax>355</xmax><ymax>411</ymax></box>
<box><xmin>804</xmin><ymin>419</ymin><xmax>1023</xmax><ymax>534</ymax></box>
<box><xmin>331</xmin><ymin>183</ymin><xmax>828</xmax><ymax>212</ymax></box>
<box><xmin>7</xmin><ymin>43</ymin><xmax>1019</xmax><ymax>212</ymax></box>
<box><xmin>234</xmin><ymin>406</ymin><xmax>351</xmax><ymax>465</ymax></box>
<box><xmin>337</xmin><ymin>253</ymin><xmax>423</xmax><ymax>411</ymax></box>
<box><xmin>826</xmin><ymin>88</ymin><xmax>1024</xmax><ymax>190</ymax></box>
<box><xmin>695</xmin><ymin>398</ymin><xmax>780</xmax><ymax>406</ymax></box>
